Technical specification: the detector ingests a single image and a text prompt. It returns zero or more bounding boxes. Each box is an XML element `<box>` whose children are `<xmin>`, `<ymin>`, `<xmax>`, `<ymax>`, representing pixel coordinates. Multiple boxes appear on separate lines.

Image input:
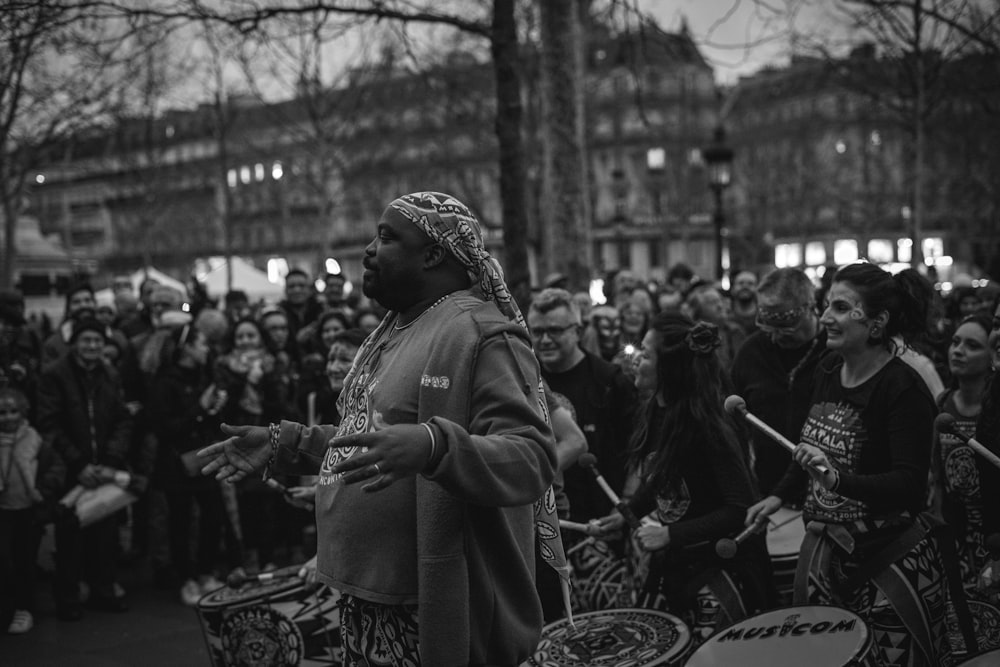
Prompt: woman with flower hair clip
<box><xmin>595</xmin><ymin>312</ymin><xmax>772</xmax><ymax>642</ymax></box>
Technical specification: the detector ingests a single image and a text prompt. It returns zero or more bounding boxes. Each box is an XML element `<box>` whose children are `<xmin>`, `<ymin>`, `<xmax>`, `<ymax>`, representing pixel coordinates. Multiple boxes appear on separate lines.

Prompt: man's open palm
<box><xmin>198</xmin><ymin>423</ymin><xmax>271</xmax><ymax>482</ymax></box>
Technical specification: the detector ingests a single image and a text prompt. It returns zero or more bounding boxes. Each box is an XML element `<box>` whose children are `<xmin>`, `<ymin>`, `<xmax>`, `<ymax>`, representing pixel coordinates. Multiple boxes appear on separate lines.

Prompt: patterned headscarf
<box><xmin>388</xmin><ymin>192</ymin><xmax>525</xmax><ymax>328</ymax></box>
<box><xmin>378</xmin><ymin>193</ymin><xmax>572</xmax><ymax>602</ymax></box>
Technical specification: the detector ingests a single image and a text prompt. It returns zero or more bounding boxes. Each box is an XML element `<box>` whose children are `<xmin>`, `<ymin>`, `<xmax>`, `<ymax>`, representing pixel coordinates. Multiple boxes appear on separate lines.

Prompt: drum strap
<box><xmin>924</xmin><ymin>515</ymin><xmax>979</xmax><ymax>655</ymax></box>
<box><xmin>701</xmin><ymin>569</ymin><xmax>747</xmax><ymax>626</ymax></box>
<box><xmin>833</xmin><ymin>519</ymin><xmax>927</xmax><ymax>598</ymax></box>
<box><xmin>801</xmin><ymin>514</ymin><xmax>978</xmax><ymax>658</ymax></box>
<box><xmin>792</xmin><ymin>523</ymin><xmax>836</xmax><ymax>604</ymax></box>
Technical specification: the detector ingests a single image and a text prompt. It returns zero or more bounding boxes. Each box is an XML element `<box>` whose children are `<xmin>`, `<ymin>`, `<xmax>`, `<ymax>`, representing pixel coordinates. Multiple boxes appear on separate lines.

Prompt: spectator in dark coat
<box><xmin>37</xmin><ymin>319</ymin><xmax>135</xmax><ymax>621</ymax></box>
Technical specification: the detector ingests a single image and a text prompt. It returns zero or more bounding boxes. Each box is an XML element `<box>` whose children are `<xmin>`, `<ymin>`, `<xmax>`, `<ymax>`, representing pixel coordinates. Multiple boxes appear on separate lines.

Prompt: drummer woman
<box><xmin>932</xmin><ymin>313</ymin><xmax>1000</xmax><ymax>655</ymax></box>
<box><xmin>747</xmin><ymin>263</ymin><xmax>953</xmax><ymax>667</ymax></box>
<box><xmin>596</xmin><ymin>313</ymin><xmax>771</xmax><ymax>641</ymax></box>
<box><xmin>932</xmin><ymin>315</ymin><xmax>994</xmax><ymax>579</ymax></box>
<box><xmin>975</xmin><ymin>303</ymin><xmax>1000</xmax><ymax>625</ymax></box>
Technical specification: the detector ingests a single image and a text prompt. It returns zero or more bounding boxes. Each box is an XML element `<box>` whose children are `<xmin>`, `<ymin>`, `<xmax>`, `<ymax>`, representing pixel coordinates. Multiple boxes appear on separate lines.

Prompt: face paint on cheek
<box><xmin>847</xmin><ymin>299</ymin><xmax>867</xmax><ymax>321</ymax></box>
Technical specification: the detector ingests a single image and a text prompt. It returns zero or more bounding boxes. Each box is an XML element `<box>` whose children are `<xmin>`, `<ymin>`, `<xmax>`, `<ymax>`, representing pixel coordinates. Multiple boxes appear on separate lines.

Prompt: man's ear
<box><xmin>424</xmin><ymin>243</ymin><xmax>448</xmax><ymax>269</ymax></box>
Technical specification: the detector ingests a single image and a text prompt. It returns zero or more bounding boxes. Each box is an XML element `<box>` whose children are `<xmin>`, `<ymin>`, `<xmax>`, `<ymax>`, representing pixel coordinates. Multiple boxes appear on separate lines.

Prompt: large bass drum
<box><xmin>196</xmin><ymin>576</ymin><xmax>340</xmax><ymax>666</ymax></box>
<box><xmin>684</xmin><ymin>605</ymin><xmax>875</xmax><ymax>667</ymax></box>
<box><xmin>523</xmin><ymin>608</ymin><xmax>692</xmax><ymax>666</ymax></box>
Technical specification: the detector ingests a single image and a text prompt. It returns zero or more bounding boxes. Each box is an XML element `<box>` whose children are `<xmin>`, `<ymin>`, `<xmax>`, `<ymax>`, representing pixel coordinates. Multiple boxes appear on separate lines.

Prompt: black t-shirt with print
<box><xmin>774</xmin><ymin>356</ymin><xmax>936</xmax><ymax>522</ymax></box>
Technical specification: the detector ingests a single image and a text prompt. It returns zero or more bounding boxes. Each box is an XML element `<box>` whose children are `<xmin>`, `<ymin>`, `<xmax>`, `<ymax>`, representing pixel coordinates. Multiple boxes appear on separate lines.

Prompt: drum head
<box><xmin>198</xmin><ymin>577</ymin><xmax>303</xmax><ymax>609</ymax></box>
<box><xmin>685</xmin><ymin>605</ymin><xmax>870</xmax><ymax>667</ymax></box>
<box><xmin>767</xmin><ymin>507</ymin><xmax>806</xmax><ymax>558</ymax></box>
<box><xmin>528</xmin><ymin>608</ymin><xmax>691</xmax><ymax>666</ymax></box>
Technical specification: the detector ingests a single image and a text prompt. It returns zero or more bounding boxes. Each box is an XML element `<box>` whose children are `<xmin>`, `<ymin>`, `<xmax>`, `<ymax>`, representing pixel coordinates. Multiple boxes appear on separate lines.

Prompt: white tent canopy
<box><xmin>127</xmin><ymin>267</ymin><xmax>189</xmax><ymax>296</ymax></box>
<box><xmin>95</xmin><ymin>266</ymin><xmax>189</xmax><ymax>307</ymax></box>
<box><xmin>198</xmin><ymin>256</ymin><xmax>284</xmax><ymax>302</ymax></box>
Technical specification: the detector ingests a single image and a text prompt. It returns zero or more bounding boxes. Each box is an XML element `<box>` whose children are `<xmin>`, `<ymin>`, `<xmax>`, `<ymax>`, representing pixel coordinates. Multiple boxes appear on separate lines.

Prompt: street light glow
<box><xmin>646</xmin><ymin>147</ymin><xmax>665</xmax><ymax>171</ymax></box>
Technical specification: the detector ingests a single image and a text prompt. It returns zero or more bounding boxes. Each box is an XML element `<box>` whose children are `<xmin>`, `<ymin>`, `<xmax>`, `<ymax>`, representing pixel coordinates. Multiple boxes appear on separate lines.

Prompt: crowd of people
<box><xmin>0</xmin><ymin>266</ymin><xmax>381</xmax><ymax>630</ymax></box>
<box><xmin>2</xmin><ymin>191</ymin><xmax>1000</xmax><ymax>666</ymax></box>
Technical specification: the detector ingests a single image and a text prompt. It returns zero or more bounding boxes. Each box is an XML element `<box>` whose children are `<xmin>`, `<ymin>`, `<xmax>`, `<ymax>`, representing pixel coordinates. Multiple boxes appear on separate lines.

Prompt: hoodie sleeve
<box><xmin>424</xmin><ymin>330</ymin><xmax>557</xmax><ymax>507</ymax></box>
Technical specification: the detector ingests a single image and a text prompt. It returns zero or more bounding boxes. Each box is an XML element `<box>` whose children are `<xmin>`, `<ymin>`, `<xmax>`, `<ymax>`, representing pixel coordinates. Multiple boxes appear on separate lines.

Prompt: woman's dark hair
<box><xmin>224</xmin><ymin>316</ymin><xmax>274</xmax><ymax>354</ymax></box>
<box><xmin>318</xmin><ymin>310</ymin><xmax>351</xmax><ymax>334</ymax></box>
<box><xmin>352</xmin><ymin>307</ymin><xmax>382</xmax><ymax>329</ymax></box>
<box><xmin>628</xmin><ymin>312</ymin><xmax>748</xmax><ymax>490</ymax></box>
<box><xmin>953</xmin><ymin>314</ymin><xmax>993</xmax><ymax>341</ymax></box>
<box><xmin>329</xmin><ymin>328</ymin><xmax>367</xmax><ymax>350</ymax></box>
<box><xmin>833</xmin><ymin>263</ymin><xmax>930</xmax><ymax>350</ymax></box>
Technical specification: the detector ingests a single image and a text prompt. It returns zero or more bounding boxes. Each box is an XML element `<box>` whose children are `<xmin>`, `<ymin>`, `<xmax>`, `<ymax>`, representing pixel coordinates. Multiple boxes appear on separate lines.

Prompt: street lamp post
<box><xmin>647</xmin><ymin>146</ymin><xmax>666</xmax><ymax>268</ymax></box>
<box><xmin>703</xmin><ymin>125</ymin><xmax>733</xmax><ymax>281</ymax></box>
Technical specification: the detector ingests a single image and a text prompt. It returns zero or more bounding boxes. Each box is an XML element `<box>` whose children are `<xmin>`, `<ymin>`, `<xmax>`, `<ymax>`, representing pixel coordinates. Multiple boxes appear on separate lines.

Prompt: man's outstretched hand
<box><xmin>198</xmin><ymin>423</ymin><xmax>271</xmax><ymax>483</ymax></box>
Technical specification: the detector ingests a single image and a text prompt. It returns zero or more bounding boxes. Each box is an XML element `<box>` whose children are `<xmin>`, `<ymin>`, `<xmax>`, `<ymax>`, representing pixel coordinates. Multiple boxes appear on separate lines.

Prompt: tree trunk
<box><xmin>911</xmin><ymin>0</ymin><xmax>926</xmax><ymax>268</ymax></box>
<box><xmin>490</xmin><ymin>0</ymin><xmax>532</xmax><ymax>308</ymax></box>
<box><xmin>1</xmin><ymin>189</ymin><xmax>16</xmax><ymax>289</ymax></box>
<box><xmin>538</xmin><ymin>0</ymin><xmax>592</xmax><ymax>290</ymax></box>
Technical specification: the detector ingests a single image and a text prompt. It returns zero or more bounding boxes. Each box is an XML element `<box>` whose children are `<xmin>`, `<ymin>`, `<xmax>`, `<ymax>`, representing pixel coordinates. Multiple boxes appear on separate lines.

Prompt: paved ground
<box><xmin>1</xmin><ymin>563</ymin><xmax>210</xmax><ymax>667</ymax></box>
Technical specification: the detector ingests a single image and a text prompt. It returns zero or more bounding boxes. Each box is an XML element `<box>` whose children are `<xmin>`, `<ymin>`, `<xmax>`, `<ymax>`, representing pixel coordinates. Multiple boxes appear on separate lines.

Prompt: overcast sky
<box><xmin>637</xmin><ymin>0</ymin><xmax>834</xmax><ymax>84</ymax></box>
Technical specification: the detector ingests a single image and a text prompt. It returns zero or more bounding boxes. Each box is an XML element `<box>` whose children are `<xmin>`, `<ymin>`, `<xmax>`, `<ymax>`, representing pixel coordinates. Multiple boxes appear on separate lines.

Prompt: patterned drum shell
<box><xmin>196</xmin><ymin>576</ymin><xmax>340</xmax><ymax>666</ymax></box>
<box><xmin>566</xmin><ymin>537</ymin><xmax>634</xmax><ymax>612</ymax></box>
<box><xmin>524</xmin><ymin>608</ymin><xmax>692</xmax><ymax>667</ymax></box>
<box><xmin>685</xmin><ymin>605</ymin><xmax>875</xmax><ymax>667</ymax></box>
<box><xmin>956</xmin><ymin>648</ymin><xmax>1000</xmax><ymax>666</ymax></box>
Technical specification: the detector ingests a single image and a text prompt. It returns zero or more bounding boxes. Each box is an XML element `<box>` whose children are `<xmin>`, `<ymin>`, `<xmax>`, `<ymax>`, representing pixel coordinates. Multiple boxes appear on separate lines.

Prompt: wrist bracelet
<box><xmin>262</xmin><ymin>422</ymin><xmax>280</xmax><ymax>481</ymax></box>
<box><xmin>421</xmin><ymin>422</ymin><xmax>437</xmax><ymax>469</ymax></box>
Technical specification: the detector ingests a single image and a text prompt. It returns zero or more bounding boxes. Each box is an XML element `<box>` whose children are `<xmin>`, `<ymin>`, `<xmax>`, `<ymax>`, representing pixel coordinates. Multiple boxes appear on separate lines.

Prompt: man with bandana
<box><xmin>198</xmin><ymin>192</ymin><xmax>568</xmax><ymax>666</ymax></box>
<box><xmin>731</xmin><ymin>267</ymin><xmax>830</xmax><ymax>495</ymax></box>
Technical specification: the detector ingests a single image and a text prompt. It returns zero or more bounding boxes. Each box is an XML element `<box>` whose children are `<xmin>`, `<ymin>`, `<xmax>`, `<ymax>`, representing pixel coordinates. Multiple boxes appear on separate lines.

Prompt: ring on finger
<box><xmin>372</xmin><ymin>463</ymin><xmax>382</xmax><ymax>476</ymax></box>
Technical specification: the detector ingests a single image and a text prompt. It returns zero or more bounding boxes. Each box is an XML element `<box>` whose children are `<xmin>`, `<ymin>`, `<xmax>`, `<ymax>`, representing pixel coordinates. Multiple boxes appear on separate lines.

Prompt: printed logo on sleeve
<box><xmin>420</xmin><ymin>374</ymin><xmax>450</xmax><ymax>389</ymax></box>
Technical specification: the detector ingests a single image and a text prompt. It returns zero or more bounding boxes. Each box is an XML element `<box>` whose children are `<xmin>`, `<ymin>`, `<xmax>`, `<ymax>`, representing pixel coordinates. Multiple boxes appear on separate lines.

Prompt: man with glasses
<box><xmin>731</xmin><ymin>267</ymin><xmax>830</xmax><ymax>494</ymax></box>
<box><xmin>527</xmin><ymin>288</ymin><xmax>637</xmax><ymax>524</ymax></box>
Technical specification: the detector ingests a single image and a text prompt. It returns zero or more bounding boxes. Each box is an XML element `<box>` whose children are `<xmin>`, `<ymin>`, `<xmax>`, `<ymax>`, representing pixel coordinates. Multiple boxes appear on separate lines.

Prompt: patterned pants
<box><xmin>339</xmin><ymin>594</ymin><xmax>420</xmax><ymax>667</ymax></box>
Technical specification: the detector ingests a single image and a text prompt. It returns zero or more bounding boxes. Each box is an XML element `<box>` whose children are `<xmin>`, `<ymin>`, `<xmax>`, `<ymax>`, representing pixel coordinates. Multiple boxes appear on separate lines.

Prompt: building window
<box><xmin>834</xmin><ymin>239</ymin><xmax>859</xmax><ymax>265</ymax></box>
<box><xmin>805</xmin><ymin>241</ymin><xmax>826</xmax><ymax>266</ymax></box>
<box><xmin>775</xmin><ymin>243</ymin><xmax>802</xmax><ymax>268</ymax></box>
<box><xmin>868</xmin><ymin>239</ymin><xmax>893</xmax><ymax>263</ymax></box>
<box><xmin>897</xmin><ymin>238</ymin><xmax>913</xmax><ymax>263</ymax></box>
<box><xmin>649</xmin><ymin>240</ymin><xmax>661</xmax><ymax>268</ymax></box>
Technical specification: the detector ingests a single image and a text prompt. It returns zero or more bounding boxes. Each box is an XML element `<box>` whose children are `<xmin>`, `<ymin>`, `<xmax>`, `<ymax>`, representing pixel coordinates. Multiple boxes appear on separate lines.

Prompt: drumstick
<box><xmin>265</xmin><ymin>478</ymin><xmax>315</xmax><ymax>511</ymax></box>
<box><xmin>935</xmin><ymin>413</ymin><xmax>1000</xmax><ymax>471</ymax></box>
<box><xmin>577</xmin><ymin>453</ymin><xmax>654</xmax><ymax>529</ymax></box>
<box><xmin>724</xmin><ymin>395</ymin><xmax>829</xmax><ymax>475</ymax></box>
<box><xmin>559</xmin><ymin>519</ymin><xmax>600</xmax><ymax>535</ymax></box>
<box><xmin>715</xmin><ymin>516</ymin><xmax>768</xmax><ymax>559</ymax></box>
<box><xmin>227</xmin><ymin>563</ymin><xmax>302</xmax><ymax>588</ymax></box>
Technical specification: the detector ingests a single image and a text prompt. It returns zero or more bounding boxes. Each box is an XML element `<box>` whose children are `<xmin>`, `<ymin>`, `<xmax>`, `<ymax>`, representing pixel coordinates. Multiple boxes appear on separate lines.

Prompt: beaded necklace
<box><xmin>393</xmin><ymin>292</ymin><xmax>454</xmax><ymax>331</ymax></box>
